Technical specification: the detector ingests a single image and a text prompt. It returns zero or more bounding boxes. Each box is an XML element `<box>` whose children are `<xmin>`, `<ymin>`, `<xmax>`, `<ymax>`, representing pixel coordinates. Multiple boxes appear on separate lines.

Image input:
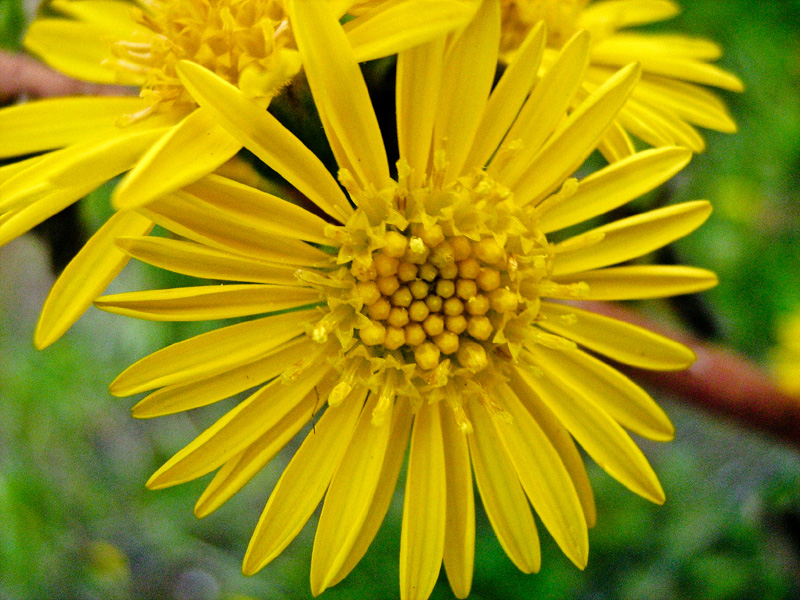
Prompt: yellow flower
<box><xmin>0</xmin><ymin>0</ymin><xmax>477</xmax><ymax>348</ymax></box>
<box><xmin>496</xmin><ymin>0</ymin><xmax>744</xmax><ymax>157</ymax></box>
<box><xmin>99</xmin><ymin>1</ymin><xmax>716</xmax><ymax>598</ymax></box>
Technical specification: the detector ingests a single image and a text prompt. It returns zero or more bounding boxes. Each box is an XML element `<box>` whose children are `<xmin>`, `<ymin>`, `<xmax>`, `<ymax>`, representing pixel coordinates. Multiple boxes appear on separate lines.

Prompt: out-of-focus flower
<box><xmin>0</xmin><ymin>0</ymin><xmax>477</xmax><ymax>348</ymax></box>
<box><xmin>98</xmin><ymin>2</ymin><xmax>717</xmax><ymax>598</ymax></box>
<box><xmin>770</xmin><ymin>311</ymin><xmax>800</xmax><ymax>397</ymax></box>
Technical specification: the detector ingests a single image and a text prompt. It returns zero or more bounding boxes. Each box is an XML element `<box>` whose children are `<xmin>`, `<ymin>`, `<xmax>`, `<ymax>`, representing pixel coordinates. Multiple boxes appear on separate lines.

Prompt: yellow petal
<box><xmin>552</xmin><ymin>200</ymin><xmax>712</xmax><ymax>276</ymax></box>
<box><xmin>529</xmin><ymin>343</ymin><xmax>675</xmax><ymax>441</ymax></box>
<box><xmin>147</xmin><ymin>363</ymin><xmax>331</xmax><ymax>489</ymax></box>
<box><xmin>396</xmin><ymin>37</ymin><xmax>445</xmax><ymax>187</ymax></box>
<box><xmin>461</xmin><ymin>21</ymin><xmax>545</xmax><ymax>173</ymax></box>
<box><xmin>24</xmin><ymin>19</ymin><xmax>141</xmax><ymax>84</ymax></box>
<box><xmin>493</xmin><ymin>31</ymin><xmax>590</xmax><ymax>184</ymax></box>
<box><xmin>0</xmin><ymin>97</ymin><xmax>148</xmax><ymax>159</ymax></box>
<box><xmin>492</xmin><ymin>384</ymin><xmax>589</xmax><ymax>568</ymax></box>
<box><xmin>538</xmin><ymin>146</ymin><xmax>692</xmax><ymax>233</ymax></box>
<box><xmin>347</xmin><ymin>0</ymin><xmax>479</xmax><ymax>63</ymax></box>
<box><xmin>466</xmin><ymin>400</ymin><xmax>540</xmax><ymax>574</ymax></box>
<box><xmin>115</xmin><ymin>236</ymin><xmax>301</xmax><ymax>284</ymax></box>
<box><xmin>619</xmin><ymin>94</ymin><xmax>706</xmax><ymax>151</ymax></box>
<box><xmin>591</xmin><ymin>34</ymin><xmax>743</xmax><ymax>91</ymax></box>
<box><xmin>112</xmin><ymin>108</ymin><xmax>242</xmax><ymax>210</ymax></box>
<box><xmin>434</xmin><ymin>0</ymin><xmax>500</xmax><ymax>181</ymax></box>
<box><xmin>506</xmin><ymin>369</ymin><xmax>596</xmax><ymax>528</ymax></box>
<box><xmin>580</xmin><ymin>0</ymin><xmax>679</xmax><ymax>29</ymax></box>
<box><xmin>0</xmin><ymin>188</ymin><xmax>86</xmax><ymax>248</ymax></box>
<box><xmin>518</xmin><ymin>366</ymin><xmax>665</xmax><ymax>504</ymax></box>
<box><xmin>0</xmin><ymin>127</ymin><xmax>168</xmax><ymax>212</ymax></box>
<box><xmin>551</xmin><ymin>265</ymin><xmax>718</xmax><ymax>300</ymax></box>
<box><xmin>174</xmin><ymin>60</ymin><xmax>351</xmax><ymax>222</ymax></box>
<box><xmin>537</xmin><ymin>301</ymin><xmax>696</xmax><ymax>370</ymax></box>
<box><xmin>513</xmin><ymin>63</ymin><xmax>641</xmax><ymax>207</ymax></box>
<box><xmin>184</xmin><ymin>174</ymin><xmax>331</xmax><ymax>245</ymax></box>
<box><xmin>310</xmin><ymin>392</ymin><xmax>393</xmax><ymax>595</ymax></box>
<box><xmin>109</xmin><ymin>309</ymin><xmax>315</xmax><ymax>396</ymax></box>
<box><xmin>243</xmin><ymin>388</ymin><xmax>366</xmax><ymax>575</ymax></box>
<box><xmin>194</xmin><ymin>375</ymin><xmax>330</xmax><ymax>517</ymax></box>
<box><xmin>288</xmin><ymin>0</ymin><xmax>390</xmax><ymax>191</ymax></box>
<box><xmin>400</xmin><ymin>401</ymin><xmax>446</xmax><ymax>600</ymax></box>
<box><xmin>95</xmin><ymin>284</ymin><xmax>320</xmax><ymax>321</ymax></box>
<box><xmin>34</xmin><ymin>210</ymin><xmax>153</xmax><ymax>349</ymax></box>
<box><xmin>142</xmin><ymin>192</ymin><xmax>332</xmax><ymax>266</ymax></box>
<box><xmin>635</xmin><ymin>75</ymin><xmax>737</xmax><ymax>132</ymax></box>
<box><xmin>49</xmin><ymin>0</ymin><xmax>139</xmax><ymax>37</ymax></box>
<box><xmin>440</xmin><ymin>407</ymin><xmax>474</xmax><ymax>599</ymax></box>
<box><xmin>132</xmin><ymin>337</ymin><xmax>315</xmax><ymax>418</ymax></box>
<box><xmin>328</xmin><ymin>401</ymin><xmax>413</xmax><ymax>587</ymax></box>
<box><xmin>597</xmin><ymin>120</ymin><xmax>636</xmax><ymax>162</ymax></box>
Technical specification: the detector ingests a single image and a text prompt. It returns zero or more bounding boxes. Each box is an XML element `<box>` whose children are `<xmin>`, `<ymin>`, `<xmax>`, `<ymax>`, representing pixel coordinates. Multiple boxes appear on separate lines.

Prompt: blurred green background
<box><xmin>2</xmin><ymin>1</ymin><xmax>800</xmax><ymax>599</ymax></box>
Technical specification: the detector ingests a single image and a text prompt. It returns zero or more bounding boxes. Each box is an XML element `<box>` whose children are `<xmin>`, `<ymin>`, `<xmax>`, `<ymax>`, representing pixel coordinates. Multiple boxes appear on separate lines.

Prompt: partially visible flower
<box><xmin>770</xmin><ymin>311</ymin><xmax>800</xmax><ymax>397</ymax></box>
<box><xmin>496</xmin><ymin>0</ymin><xmax>743</xmax><ymax>157</ymax></box>
<box><xmin>98</xmin><ymin>2</ymin><xmax>717</xmax><ymax>599</ymax></box>
<box><xmin>0</xmin><ymin>0</ymin><xmax>477</xmax><ymax>348</ymax></box>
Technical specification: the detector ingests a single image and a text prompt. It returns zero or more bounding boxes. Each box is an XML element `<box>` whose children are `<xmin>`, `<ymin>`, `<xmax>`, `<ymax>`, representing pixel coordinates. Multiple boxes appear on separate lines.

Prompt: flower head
<box><xmin>99</xmin><ymin>1</ymin><xmax>717</xmax><ymax>598</ymax></box>
<box><xmin>0</xmin><ymin>0</ymin><xmax>476</xmax><ymax>348</ymax></box>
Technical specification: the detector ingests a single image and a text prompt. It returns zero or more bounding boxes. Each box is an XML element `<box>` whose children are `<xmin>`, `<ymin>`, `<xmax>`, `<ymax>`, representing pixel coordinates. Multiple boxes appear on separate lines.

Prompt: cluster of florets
<box><xmin>111</xmin><ymin>0</ymin><xmax>300</xmax><ymax>118</ymax></box>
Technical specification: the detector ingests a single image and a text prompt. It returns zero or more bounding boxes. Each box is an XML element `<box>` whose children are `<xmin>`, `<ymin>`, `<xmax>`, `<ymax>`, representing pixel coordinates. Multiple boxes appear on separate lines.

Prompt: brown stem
<box><xmin>582</xmin><ymin>301</ymin><xmax>800</xmax><ymax>449</ymax></box>
<box><xmin>0</xmin><ymin>50</ymin><xmax>128</xmax><ymax>103</ymax></box>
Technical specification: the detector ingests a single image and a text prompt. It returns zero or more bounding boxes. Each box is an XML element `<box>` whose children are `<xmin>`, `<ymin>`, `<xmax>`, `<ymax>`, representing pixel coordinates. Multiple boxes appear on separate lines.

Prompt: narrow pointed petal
<box><xmin>466</xmin><ymin>401</ymin><xmax>540</xmax><ymax>574</ymax></box>
<box><xmin>95</xmin><ymin>284</ymin><xmax>321</xmax><ymax>321</ymax></box>
<box><xmin>518</xmin><ymin>366</ymin><xmax>665</xmax><ymax>504</ymax></box>
<box><xmin>175</xmin><ymin>60</ymin><xmax>351</xmax><ymax>222</ymax></box>
<box><xmin>553</xmin><ymin>200</ymin><xmax>712</xmax><ymax>276</ymax></box>
<box><xmin>142</xmin><ymin>192</ymin><xmax>332</xmax><ymax>266</ymax></box>
<box><xmin>0</xmin><ymin>187</ymin><xmax>87</xmax><ymax>248</ymax></box>
<box><xmin>396</xmin><ymin>37</ymin><xmax>444</xmax><ymax>186</ymax></box>
<box><xmin>507</xmin><ymin>369</ymin><xmax>596</xmax><ymax>528</ymax></box>
<box><xmin>328</xmin><ymin>401</ymin><xmax>413</xmax><ymax>587</ymax></box>
<box><xmin>109</xmin><ymin>309</ymin><xmax>315</xmax><ymax>396</ymax></box>
<box><xmin>347</xmin><ymin>0</ymin><xmax>479</xmax><ymax>63</ymax></box>
<box><xmin>493</xmin><ymin>30</ymin><xmax>590</xmax><ymax>183</ymax></box>
<box><xmin>513</xmin><ymin>63</ymin><xmax>641</xmax><ymax>207</ymax></box>
<box><xmin>591</xmin><ymin>35</ymin><xmax>744</xmax><ymax>91</ymax></box>
<box><xmin>288</xmin><ymin>0</ymin><xmax>389</xmax><ymax>190</ymax></box>
<box><xmin>34</xmin><ymin>211</ymin><xmax>153</xmax><ymax>349</ymax></box>
<box><xmin>537</xmin><ymin>302</ymin><xmax>696</xmax><ymax>371</ymax></box>
<box><xmin>311</xmin><ymin>393</ymin><xmax>393</xmax><ymax>595</ymax></box>
<box><xmin>435</xmin><ymin>0</ymin><xmax>500</xmax><ymax>181</ymax></box>
<box><xmin>147</xmin><ymin>364</ymin><xmax>331</xmax><ymax>490</ymax></box>
<box><xmin>115</xmin><ymin>237</ymin><xmax>301</xmax><ymax>284</ymax></box>
<box><xmin>0</xmin><ymin>127</ymin><xmax>169</xmax><ymax>212</ymax></box>
<box><xmin>530</xmin><ymin>343</ymin><xmax>675</xmax><ymax>441</ymax></box>
<box><xmin>184</xmin><ymin>174</ymin><xmax>331</xmax><ymax>245</ymax></box>
<box><xmin>492</xmin><ymin>384</ymin><xmax>589</xmax><ymax>568</ymax></box>
<box><xmin>441</xmin><ymin>408</ymin><xmax>474</xmax><ymax>599</ymax></box>
<box><xmin>597</xmin><ymin>120</ymin><xmax>636</xmax><ymax>162</ymax></box>
<box><xmin>113</xmin><ymin>108</ymin><xmax>242</xmax><ymax>210</ymax></box>
<box><xmin>243</xmin><ymin>389</ymin><xmax>366</xmax><ymax>575</ymax></box>
<box><xmin>635</xmin><ymin>75</ymin><xmax>737</xmax><ymax>132</ymax></box>
<box><xmin>0</xmin><ymin>97</ymin><xmax>148</xmax><ymax>158</ymax></box>
<box><xmin>551</xmin><ymin>265</ymin><xmax>718</xmax><ymax>300</ymax></box>
<box><xmin>400</xmin><ymin>401</ymin><xmax>446</xmax><ymax>600</ymax></box>
<box><xmin>538</xmin><ymin>146</ymin><xmax>692</xmax><ymax>233</ymax></box>
<box><xmin>194</xmin><ymin>376</ymin><xmax>330</xmax><ymax>517</ymax></box>
<box><xmin>133</xmin><ymin>338</ymin><xmax>315</xmax><ymax>418</ymax></box>
<box><xmin>580</xmin><ymin>0</ymin><xmax>679</xmax><ymax>28</ymax></box>
<box><xmin>461</xmin><ymin>21</ymin><xmax>545</xmax><ymax>172</ymax></box>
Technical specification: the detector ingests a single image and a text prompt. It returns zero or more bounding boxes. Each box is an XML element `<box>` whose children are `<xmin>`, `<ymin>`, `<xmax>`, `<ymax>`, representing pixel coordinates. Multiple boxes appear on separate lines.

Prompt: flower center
<box><xmin>308</xmin><ymin>164</ymin><xmax>557</xmax><ymax>419</ymax></box>
<box><xmin>111</xmin><ymin>0</ymin><xmax>300</xmax><ymax>120</ymax></box>
<box><xmin>500</xmin><ymin>0</ymin><xmax>588</xmax><ymax>54</ymax></box>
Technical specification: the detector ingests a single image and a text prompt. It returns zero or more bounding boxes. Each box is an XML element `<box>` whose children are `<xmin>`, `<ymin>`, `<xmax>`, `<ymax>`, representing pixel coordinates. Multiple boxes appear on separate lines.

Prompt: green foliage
<box><xmin>0</xmin><ymin>0</ymin><xmax>25</xmax><ymax>50</ymax></box>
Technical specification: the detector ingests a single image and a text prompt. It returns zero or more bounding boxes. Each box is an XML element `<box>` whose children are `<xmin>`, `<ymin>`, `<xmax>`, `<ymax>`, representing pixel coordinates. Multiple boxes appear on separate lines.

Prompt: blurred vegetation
<box><xmin>2</xmin><ymin>0</ymin><xmax>800</xmax><ymax>599</ymax></box>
